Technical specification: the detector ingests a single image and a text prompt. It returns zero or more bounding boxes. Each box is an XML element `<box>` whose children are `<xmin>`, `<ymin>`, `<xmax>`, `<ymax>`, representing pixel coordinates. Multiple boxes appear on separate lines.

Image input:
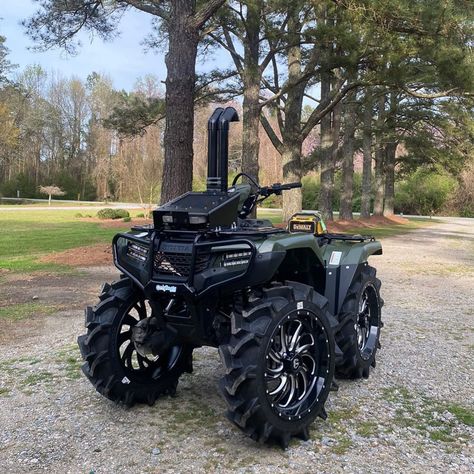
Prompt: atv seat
<box><xmin>238</xmin><ymin>218</ymin><xmax>274</xmax><ymax>229</ymax></box>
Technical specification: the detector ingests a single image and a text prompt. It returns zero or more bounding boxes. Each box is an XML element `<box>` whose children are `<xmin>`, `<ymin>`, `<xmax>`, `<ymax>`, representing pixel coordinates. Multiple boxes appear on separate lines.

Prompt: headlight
<box><xmin>126</xmin><ymin>242</ymin><xmax>149</xmax><ymax>262</ymax></box>
<box><xmin>189</xmin><ymin>215</ymin><xmax>207</xmax><ymax>225</ymax></box>
<box><xmin>222</xmin><ymin>251</ymin><xmax>252</xmax><ymax>268</ymax></box>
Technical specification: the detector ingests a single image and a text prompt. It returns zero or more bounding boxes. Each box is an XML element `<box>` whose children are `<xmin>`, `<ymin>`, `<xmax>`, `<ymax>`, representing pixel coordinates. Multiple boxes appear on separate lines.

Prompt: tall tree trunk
<box><xmin>373</xmin><ymin>143</ymin><xmax>385</xmax><ymax>216</ymax></box>
<box><xmin>281</xmin><ymin>4</ymin><xmax>304</xmax><ymax>222</ymax></box>
<box><xmin>373</xmin><ymin>95</ymin><xmax>385</xmax><ymax>216</ymax></box>
<box><xmin>383</xmin><ymin>141</ymin><xmax>397</xmax><ymax>215</ymax></box>
<box><xmin>161</xmin><ymin>0</ymin><xmax>199</xmax><ymax>204</ymax></box>
<box><xmin>282</xmin><ymin>143</ymin><xmax>303</xmax><ymax>221</ymax></box>
<box><xmin>360</xmin><ymin>94</ymin><xmax>373</xmax><ymax>218</ymax></box>
<box><xmin>319</xmin><ymin>73</ymin><xmax>333</xmax><ymax>220</ymax></box>
<box><xmin>241</xmin><ymin>0</ymin><xmax>262</xmax><ymax>185</ymax></box>
<box><xmin>339</xmin><ymin>94</ymin><xmax>356</xmax><ymax>220</ymax></box>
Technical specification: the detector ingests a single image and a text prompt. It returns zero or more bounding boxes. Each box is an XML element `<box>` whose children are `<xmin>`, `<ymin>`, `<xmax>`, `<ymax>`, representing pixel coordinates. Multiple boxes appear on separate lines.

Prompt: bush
<box><xmin>122</xmin><ymin>216</ymin><xmax>131</xmax><ymax>222</ymax></box>
<box><xmin>394</xmin><ymin>168</ymin><xmax>457</xmax><ymax>215</ymax></box>
<box><xmin>446</xmin><ymin>161</ymin><xmax>474</xmax><ymax>217</ymax></box>
<box><xmin>302</xmin><ymin>175</ymin><xmax>320</xmax><ymax>210</ymax></box>
<box><xmin>74</xmin><ymin>212</ymin><xmax>83</xmax><ymax>218</ymax></box>
<box><xmin>136</xmin><ymin>212</ymin><xmax>145</xmax><ymax>218</ymax></box>
<box><xmin>97</xmin><ymin>208</ymin><xmax>130</xmax><ymax>220</ymax></box>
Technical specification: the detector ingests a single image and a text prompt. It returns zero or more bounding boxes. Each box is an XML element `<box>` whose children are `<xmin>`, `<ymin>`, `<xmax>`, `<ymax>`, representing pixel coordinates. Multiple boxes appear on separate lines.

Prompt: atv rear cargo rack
<box><xmin>322</xmin><ymin>233</ymin><xmax>375</xmax><ymax>243</ymax></box>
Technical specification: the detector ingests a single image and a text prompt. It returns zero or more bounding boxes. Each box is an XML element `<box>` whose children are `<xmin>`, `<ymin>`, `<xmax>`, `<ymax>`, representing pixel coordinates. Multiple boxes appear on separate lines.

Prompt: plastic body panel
<box><xmin>113</xmin><ymin>227</ymin><xmax>382</xmax><ymax>318</ymax></box>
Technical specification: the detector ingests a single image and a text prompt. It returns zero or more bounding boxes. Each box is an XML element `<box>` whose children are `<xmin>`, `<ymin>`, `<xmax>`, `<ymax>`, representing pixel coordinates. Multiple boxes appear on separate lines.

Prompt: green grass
<box><xmin>446</xmin><ymin>404</ymin><xmax>474</xmax><ymax>427</ymax></box>
<box><xmin>0</xmin><ymin>210</ymin><xmax>131</xmax><ymax>272</ymax></box>
<box><xmin>22</xmin><ymin>371</ymin><xmax>55</xmax><ymax>386</ymax></box>
<box><xmin>0</xmin><ymin>302</ymin><xmax>59</xmax><ymax>321</ymax></box>
<box><xmin>0</xmin><ymin>207</ymin><xmax>434</xmax><ymax>274</ymax></box>
<box><xmin>381</xmin><ymin>386</ymin><xmax>473</xmax><ymax>443</ymax></box>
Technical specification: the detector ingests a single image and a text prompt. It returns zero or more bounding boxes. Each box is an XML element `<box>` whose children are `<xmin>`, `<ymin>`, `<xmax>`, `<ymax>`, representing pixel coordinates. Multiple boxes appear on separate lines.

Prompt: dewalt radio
<box><xmin>288</xmin><ymin>212</ymin><xmax>327</xmax><ymax>235</ymax></box>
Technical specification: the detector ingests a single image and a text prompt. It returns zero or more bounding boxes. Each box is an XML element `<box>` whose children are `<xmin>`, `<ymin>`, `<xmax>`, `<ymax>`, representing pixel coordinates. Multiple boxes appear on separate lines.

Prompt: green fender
<box><xmin>257</xmin><ymin>232</ymin><xmax>323</xmax><ymax>258</ymax></box>
<box><xmin>321</xmin><ymin>240</ymin><xmax>382</xmax><ymax>268</ymax></box>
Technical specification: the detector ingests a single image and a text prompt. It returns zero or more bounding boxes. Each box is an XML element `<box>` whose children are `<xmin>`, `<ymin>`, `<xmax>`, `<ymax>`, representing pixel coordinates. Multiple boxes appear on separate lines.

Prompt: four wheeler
<box><xmin>78</xmin><ymin>107</ymin><xmax>383</xmax><ymax>448</ymax></box>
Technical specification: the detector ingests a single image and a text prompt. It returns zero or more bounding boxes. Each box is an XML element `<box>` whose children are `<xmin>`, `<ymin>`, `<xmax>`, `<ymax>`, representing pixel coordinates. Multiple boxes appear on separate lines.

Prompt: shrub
<box><xmin>394</xmin><ymin>168</ymin><xmax>457</xmax><ymax>215</ymax></box>
<box><xmin>74</xmin><ymin>212</ymin><xmax>83</xmax><ymax>218</ymax></box>
<box><xmin>123</xmin><ymin>216</ymin><xmax>131</xmax><ymax>222</ymax></box>
<box><xmin>97</xmin><ymin>208</ymin><xmax>130</xmax><ymax>220</ymax></box>
<box><xmin>136</xmin><ymin>212</ymin><xmax>145</xmax><ymax>218</ymax></box>
<box><xmin>302</xmin><ymin>175</ymin><xmax>320</xmax><ymax>210</ymax></box>
<box><xmin>446</xmin><ymin>161</ymin><xmax>474</xmax><ymax>217</ymax></box>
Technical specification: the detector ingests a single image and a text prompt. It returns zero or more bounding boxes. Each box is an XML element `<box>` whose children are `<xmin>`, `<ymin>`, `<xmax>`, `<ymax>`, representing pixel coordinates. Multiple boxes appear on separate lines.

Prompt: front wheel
<box><xmin>219</xmin><ymin>281</ymin><xmax>336</xmax><ymax>448</ymax></box>
<box><xmin>77</xmin><ymin>278</ymin><xmax>193</xmax><ymax>406</ymax></box>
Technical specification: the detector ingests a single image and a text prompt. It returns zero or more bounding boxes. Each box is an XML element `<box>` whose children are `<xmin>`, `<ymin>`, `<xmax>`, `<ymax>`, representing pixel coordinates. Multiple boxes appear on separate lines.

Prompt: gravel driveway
<box><xmin>0</xmin><ymin>217</ymin><xmax>472</xmax><ymax>473</ymax></box>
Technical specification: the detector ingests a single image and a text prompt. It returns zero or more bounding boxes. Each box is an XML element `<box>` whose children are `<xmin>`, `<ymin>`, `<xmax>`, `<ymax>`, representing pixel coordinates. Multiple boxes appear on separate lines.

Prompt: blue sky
<box><xmin>0</xmin><ymin>0</ymin><xmax>171</xmax><ymax>90</ymax></box>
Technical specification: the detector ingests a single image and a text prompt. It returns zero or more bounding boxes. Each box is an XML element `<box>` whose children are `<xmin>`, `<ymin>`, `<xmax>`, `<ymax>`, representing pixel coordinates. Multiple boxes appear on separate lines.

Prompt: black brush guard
<box><xmin>113</xmin><ymin>231</ymin><xmax>257</xmax><ymax>299</ymax></box>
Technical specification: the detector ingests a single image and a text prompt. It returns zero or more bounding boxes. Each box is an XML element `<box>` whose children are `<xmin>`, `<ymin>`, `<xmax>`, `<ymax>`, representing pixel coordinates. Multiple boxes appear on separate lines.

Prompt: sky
<box><xmin>0</xmin><ymin>0</ymin><xmax>172</xmax><ymax>91</ymax></box>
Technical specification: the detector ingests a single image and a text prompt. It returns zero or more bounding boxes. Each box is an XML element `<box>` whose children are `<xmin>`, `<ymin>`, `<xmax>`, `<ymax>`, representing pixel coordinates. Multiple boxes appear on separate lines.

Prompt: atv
<box><xmin>78</xmin><ymin>107</ymin><xmax>383</xmax><ymax>448</ymax></box>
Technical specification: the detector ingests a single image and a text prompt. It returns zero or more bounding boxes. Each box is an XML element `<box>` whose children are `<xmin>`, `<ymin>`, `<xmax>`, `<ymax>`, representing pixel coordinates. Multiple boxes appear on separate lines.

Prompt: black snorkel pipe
<box><xmin>207</xmin><ymin>107</ymin><xmax>225</xmax><ymax>191</ymax></box>
<box><xmin>217</xmin><ymin>107</ymin><xmax>239</xmax><ymax>192</ymax></box>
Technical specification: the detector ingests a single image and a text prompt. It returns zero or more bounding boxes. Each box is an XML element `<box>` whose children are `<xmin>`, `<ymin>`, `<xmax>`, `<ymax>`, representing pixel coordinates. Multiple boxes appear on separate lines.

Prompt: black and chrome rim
<box><xmin>355</xmin><ymin>284</ymin><xmax>379</xmax><ymax>359</ymax></box>
<box><xmin>116</xmin><ymin>299</ymin><xmax>181</xmax><ymax>381</ymax></box>
<box><xmin>264</xmin><ymin>309</ymin><xmax>331</xmax><ymax>420</ymax></box>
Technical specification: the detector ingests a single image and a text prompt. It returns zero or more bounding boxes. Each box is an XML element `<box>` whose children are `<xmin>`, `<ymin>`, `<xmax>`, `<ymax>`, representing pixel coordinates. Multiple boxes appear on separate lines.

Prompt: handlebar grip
<box><xmin>275</xmin><ymin>182</ymin><xmax>302</xmax><ymax>190</ymax></box>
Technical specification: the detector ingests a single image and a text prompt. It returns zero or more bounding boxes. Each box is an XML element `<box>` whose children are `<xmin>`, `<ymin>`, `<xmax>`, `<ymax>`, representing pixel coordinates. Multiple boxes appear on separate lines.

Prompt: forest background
<box><xmin>1</xmin><ymin>0</ymin><xmax>473</xmax><ymax>220</ymax></box>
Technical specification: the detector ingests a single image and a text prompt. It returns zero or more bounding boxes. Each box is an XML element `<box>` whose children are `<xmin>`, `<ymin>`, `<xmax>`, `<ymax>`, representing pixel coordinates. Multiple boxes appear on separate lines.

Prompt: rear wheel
<box><xmin>336</xmin><ymin>265</ymin><xmax>382</xmax><ymax>379</ymax></box>
<box><xmin>77</xmin><ymin>278</ymin><xmax>193</xmax><ymax>406</ymax></box>
<box><xmin>219</xmin><ymin>281</ymin><xmax>336</xmax><ymax>448</ymax></box>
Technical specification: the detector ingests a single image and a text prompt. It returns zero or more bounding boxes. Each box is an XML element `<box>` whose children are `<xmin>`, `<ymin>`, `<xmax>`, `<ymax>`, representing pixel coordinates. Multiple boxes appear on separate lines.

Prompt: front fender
<box><xmin>322</xmin><ymin>239</ymin><xmax>382</xmax><ymax>315</ymax></box>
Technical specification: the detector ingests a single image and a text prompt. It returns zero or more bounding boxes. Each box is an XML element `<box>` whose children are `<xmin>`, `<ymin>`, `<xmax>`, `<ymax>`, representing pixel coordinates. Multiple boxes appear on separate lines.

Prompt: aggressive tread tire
<box><xmin>78</xmin><ymin>278</ymin><xmax>192</xmax><ymax>406</ymax></box>
<box><xmin>219</xmin><ymin>281</ymin><xmax>337</xmax><ymax>448</ymax></box>
<box><xmin>335</xmin><ymin>264</ymin><xmax>383</xmax><ymax>379</ymax></box>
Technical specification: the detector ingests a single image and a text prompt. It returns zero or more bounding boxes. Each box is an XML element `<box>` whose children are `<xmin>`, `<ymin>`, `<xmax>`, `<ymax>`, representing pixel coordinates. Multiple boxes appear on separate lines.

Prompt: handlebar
<box><xmin>259</xmin><ymin>182</ymin><xmax>302</xmax><ymax>197</ymax></box>
<box><xmin>271</xmin><ymin>182</ymin><xmax>302</xmax><ymax>192</ymax></box>
<box><xmin>234</xmin><ymin>175</ymin><xmax>302</xmax><ymax>218</ymax></box>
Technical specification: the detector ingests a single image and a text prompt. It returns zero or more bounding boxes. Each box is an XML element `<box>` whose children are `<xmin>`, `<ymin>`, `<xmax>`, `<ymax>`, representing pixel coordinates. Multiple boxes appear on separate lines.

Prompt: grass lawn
<box><xmin>0</xmin><ymin>302</ymin><xmax>59</xmax><ymax>321</ymax></box>
<box><xmin>0</xmin><ymin>210</ymin><xmax>134</xmax><ymax>272</ymax></box>
<box><xmin>0</xmin><ymin>208</ymin><xmax>435</xmax><ymax>274</ymax></box>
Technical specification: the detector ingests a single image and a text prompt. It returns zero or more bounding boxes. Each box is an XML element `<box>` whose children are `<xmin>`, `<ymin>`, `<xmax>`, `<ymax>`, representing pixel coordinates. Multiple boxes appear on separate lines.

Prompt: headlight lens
<box><xmin>222</xmin><ymin>250</ymin><xmax>252</xmax><ymax>268</ymax></box>
<box><xmin>126</xmin><ymin>242</ymin><xmax>149</xmax><ymax>262</ymax></box>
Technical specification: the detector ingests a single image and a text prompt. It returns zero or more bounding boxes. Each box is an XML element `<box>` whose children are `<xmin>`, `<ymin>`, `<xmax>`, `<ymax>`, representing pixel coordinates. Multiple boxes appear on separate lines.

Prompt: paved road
<box><xmin>0</xmin><ymin>217</ymin><xmax>472</xmax><ymax>473</ymax></box>
<box><xmin>0</xmin><ymin>204</ymin><xmax>143</xmax><ymax>211</ymax></box>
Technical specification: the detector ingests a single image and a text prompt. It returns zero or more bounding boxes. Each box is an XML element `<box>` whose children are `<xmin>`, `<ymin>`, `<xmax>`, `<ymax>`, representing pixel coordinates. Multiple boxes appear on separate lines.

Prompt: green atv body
<box><xmin>78</xmin><ymin>107</ymin><xmax>383</xmax><ymax>448</ymax></box>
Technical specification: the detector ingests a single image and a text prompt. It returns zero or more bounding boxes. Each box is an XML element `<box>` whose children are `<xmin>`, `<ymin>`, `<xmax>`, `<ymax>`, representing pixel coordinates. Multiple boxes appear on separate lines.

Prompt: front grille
<box><xmin>153</xmin><ymin>251</ymin><xmax>209</xmax><ymax>277</ymax></box>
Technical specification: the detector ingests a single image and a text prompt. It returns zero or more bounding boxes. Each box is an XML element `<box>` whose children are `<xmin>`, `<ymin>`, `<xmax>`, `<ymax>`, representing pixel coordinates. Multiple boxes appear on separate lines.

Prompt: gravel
<box><xmin>0</xmin><ymin>217</ymin><xmax>473</xmax><ymax>473</ymax></box>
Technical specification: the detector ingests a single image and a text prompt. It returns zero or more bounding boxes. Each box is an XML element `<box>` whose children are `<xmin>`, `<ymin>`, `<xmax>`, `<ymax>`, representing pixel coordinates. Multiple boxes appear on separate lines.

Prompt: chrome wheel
<box><xmin>117</xmin><ymin>299</ymin><xmax>182</xmax><ymax>381</ymax></box>
<box><xmin>354</xmin><ymin>284</ymin><xmax>379</xmax><ymax>360</ymax></box>
<box><xmin>265</xmin><ymin>309</ymin><xmax>331</xmax><ymax>420</ymax></box>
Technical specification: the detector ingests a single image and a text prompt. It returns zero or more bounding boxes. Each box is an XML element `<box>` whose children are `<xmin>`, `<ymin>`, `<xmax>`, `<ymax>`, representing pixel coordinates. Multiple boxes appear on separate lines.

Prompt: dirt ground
<box><xmin>0</xmin><ymin>217</ymin><xmax>472</xmax><ymax>473</ymax></box>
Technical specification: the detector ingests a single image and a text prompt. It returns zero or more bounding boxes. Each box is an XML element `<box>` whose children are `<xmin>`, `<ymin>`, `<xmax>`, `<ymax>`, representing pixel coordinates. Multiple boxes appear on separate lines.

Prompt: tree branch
<box><xmin>122</xmin><ymin>1</ymin><xmax>169</xmax><ymax>20</ymax></box>
<box><xmin>301</xmin><ymin>81</ymin><xmax>363</xmax><ymax>140</ymax></box>
<box><xmin>260</xmin><ymin>113</ymin><xmax>283</xmax><ymax>153</ymax></box>
<box><xmin>401</xmin><ymin>86</ymin><xmax>460</xmax><ymax>99</ymax></box>
<box><xmin>191</xmin><ymin>0</ymin><xmax>226</xmax><ymax>30</ymax></box>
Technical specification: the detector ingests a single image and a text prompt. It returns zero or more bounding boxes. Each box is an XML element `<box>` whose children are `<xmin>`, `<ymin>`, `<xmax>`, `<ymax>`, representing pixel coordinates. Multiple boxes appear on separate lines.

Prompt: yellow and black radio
<box><xmin>288</xmin><ymin>212</ymin><xmax>327</xmax><ymax>236</ymax></box>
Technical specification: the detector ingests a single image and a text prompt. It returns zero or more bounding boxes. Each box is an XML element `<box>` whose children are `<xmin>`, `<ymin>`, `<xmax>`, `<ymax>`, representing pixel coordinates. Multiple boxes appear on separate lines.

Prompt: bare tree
<box><xmin>24</xmin><ymin>0</ymin><xmax>226</xmax><ymax>204</ymax></box>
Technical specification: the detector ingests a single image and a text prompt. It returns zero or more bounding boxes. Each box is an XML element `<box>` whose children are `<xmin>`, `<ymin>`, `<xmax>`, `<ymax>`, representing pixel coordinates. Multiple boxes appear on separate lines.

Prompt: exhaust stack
<box><xmin>206</xmin><ymin>107</ymin><xmax>224</xmax><ymax>191</ymax></box>
<box><xmin>206</xmin><ymin>106</ymin><xmax>239</xmax><ymax>192</ymax></box>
